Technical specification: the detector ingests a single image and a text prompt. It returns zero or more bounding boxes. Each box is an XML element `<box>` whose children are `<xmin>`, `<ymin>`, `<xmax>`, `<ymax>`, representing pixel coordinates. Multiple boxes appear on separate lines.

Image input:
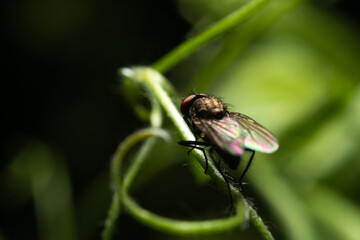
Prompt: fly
<box><xmin>178</xmin><ymin>93</ymin><xmax>279</xmax><ymax>213</ymax></box>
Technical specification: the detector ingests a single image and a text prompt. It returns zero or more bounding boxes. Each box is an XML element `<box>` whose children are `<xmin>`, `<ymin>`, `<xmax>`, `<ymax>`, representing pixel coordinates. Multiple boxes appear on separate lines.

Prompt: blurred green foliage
<box><xmin>2</xmin><ymin>0</ymin><xmax>360</xmax><ymax>240</ymax></box>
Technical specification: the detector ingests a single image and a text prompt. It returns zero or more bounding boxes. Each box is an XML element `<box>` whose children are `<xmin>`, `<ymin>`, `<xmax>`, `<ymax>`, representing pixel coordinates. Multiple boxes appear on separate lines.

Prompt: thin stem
<box><xmin>122</xmin><ymin>190</ymin><xmax>246</xmax><ymax>235</ymax></box>
<box><xmin>102</xmin><ymin>128</ymin><xmax>169</xmax><ymax>240</ymax></box>
<box><xmin>152</xmin><ymin>0</ymin><xmax>271</xmax><ymax>73</ymax></box>
<box><xmin>122</xmin><ymin>138</ymin><xmax>157</xmax><ymax>191</ymax></box>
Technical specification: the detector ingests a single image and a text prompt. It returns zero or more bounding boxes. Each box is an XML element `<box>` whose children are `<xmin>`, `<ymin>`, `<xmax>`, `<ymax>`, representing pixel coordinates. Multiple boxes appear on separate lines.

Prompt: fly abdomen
<box><xmin>219</xmin><ymin>151</ymin><xmax>240</xmax><ymax>170</ymax></box>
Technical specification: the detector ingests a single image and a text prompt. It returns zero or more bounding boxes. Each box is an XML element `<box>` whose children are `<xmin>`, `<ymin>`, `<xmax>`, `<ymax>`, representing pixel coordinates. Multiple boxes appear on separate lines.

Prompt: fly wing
<box><xmin>231</xmin><ymin>112</ymin><xmax>279</xmax><ymax>153</ymax></box>
<box><xmin>198</xmin><ymin>116</ymin><xmax>246</xmax><ymax>156</ymax></box>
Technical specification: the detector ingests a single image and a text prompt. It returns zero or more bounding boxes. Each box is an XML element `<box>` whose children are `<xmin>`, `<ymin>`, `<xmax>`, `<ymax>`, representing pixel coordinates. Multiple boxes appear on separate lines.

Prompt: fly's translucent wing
<box><xmin>230</xmin><ymin>112</ymin><xmax>279</xmax><ymax>153</ymax></box>
<box><xmin>198</xmin><ymin>116</ymin><xmax>246</xmax><ymax>156</ymax></box>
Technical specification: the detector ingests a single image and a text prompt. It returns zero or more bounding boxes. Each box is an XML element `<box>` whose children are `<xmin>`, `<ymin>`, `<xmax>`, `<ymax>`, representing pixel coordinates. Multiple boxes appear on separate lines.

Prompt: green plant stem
<box><xmin>102</xmin><ymin>128</ymin><xmax>169</xmax><ymax>240</ymax></box>
<box><xmin>152</xmin><ymin>0</ymin><xmax>271</xmax><ymax>73</ymax></box>
<box><xmin>122</xmin><ymin>190</ymin><xmax>246</xmax><ymax>235</ymax></box>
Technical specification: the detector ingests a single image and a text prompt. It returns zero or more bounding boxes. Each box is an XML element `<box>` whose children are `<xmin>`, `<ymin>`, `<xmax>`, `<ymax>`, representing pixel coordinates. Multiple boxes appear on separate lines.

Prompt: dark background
<box><xmin>2</xmin><ymin>1</ymin><xmax>190</xmax><ymax>239</ymax></box>
<box><xmin>2</xmin><ymin>0</ymin><xmax>189</xmax><ymax>194</ymax></box>
<box><xmin>1</xmin><ymin>0</ymin><xmax>359</xmax><ymax>240</ymax></box>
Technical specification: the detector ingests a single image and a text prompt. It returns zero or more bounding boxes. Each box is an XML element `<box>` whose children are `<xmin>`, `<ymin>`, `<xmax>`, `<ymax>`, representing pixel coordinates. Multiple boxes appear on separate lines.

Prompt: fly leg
<box><xmin>209</xmin><ymin>149</ymin><xmax>234</xmax><ymax>215</ymax></box>
<box><xmin>238</xmin><ymin>149</ymin><xmax>255</xmax><ymax>195</ymax></box>
<box><xmin>178</xmin><ymin>140</ymin><xmax>210</xmax><ymax>174</ymax></box>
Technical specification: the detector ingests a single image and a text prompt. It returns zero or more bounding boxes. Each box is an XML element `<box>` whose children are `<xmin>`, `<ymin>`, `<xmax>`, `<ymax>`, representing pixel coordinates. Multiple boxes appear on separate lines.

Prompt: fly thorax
<box><xmin>190</xmin><ymin>97</ymin><xmax>226</xmax><ymax>119</ymax></box>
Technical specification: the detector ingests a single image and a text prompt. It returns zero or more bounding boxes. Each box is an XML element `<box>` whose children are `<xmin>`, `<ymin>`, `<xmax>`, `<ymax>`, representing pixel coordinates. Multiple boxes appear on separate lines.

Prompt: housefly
<box><xmin>178</xmin><ymin>93</ymin><xmax>279</xmax><ymax>212</ymax></box>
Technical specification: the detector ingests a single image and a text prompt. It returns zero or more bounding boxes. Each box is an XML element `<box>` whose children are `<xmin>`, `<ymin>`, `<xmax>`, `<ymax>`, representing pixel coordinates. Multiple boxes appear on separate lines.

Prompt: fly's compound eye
<box><xmin>180</xmin><ymin>95</ymin><xmax>196</xmax><ymax>115</ymax></box>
